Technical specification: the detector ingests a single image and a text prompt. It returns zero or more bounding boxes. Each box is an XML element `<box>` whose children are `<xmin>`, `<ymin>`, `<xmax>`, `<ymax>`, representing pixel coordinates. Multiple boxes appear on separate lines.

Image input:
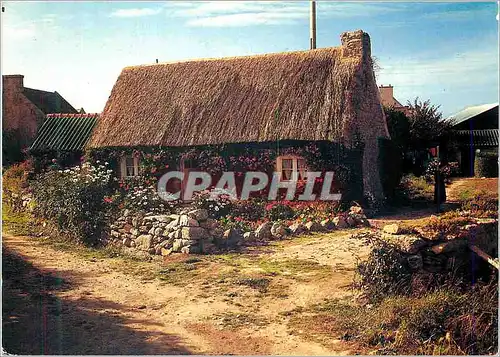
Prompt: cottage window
<box><xmin>120</xmin><ymin>155</ymin><xmax>140</xmax><ymax>178</ymax></box>
<box><xmin>276</xmin><ymin>156</ymin><xmax>308</xmax><ymax>181</ymax></box>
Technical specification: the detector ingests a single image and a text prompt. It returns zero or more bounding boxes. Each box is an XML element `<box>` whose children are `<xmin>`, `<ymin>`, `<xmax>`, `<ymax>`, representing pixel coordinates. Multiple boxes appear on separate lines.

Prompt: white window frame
<box><xmin>120</xmin><ymin>155</ymin><xmax>140</xmax><ymax>179</ymax></box>
<box><xmin>276</xmin><ymin>155</ymin><xmax>307</xmax><ymax>181</ymax></box>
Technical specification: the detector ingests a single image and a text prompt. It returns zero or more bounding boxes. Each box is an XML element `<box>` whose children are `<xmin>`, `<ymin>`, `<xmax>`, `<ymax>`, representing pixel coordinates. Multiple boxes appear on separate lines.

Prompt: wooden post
<box><xmin>469</xmin><ymin>245</ymin><xmax>499</xmax><ymax>270</ymax></box>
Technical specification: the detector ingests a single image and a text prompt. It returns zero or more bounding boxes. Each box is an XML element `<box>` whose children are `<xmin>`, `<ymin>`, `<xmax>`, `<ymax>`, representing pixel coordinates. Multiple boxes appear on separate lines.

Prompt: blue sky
<box><xmin>2</xmin><ymin>1</ymin><xmax>498</xmax><ymax>117</ymax></box>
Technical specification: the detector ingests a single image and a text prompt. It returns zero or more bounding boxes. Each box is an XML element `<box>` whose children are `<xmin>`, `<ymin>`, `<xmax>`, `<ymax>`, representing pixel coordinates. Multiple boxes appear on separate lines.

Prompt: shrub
<box><xmin>264</xmin><ymin>201</ymin><xmax>296</xmax><ymax>221</ymax></box>
<box><xmin>461</xmin><ymin>191</ymin><xmax>498</xmax><ymax>217</ymax></box>
<box><xmin>118</xmin><ymin>176</ymin><xmax>177</xmax><ymax>214</ymax></box>
<box><xmin>231</xmin><ymin>199</ymin><xmax>266</xmax><ymax>221</ymax></box>
<box><xmin>218</xmin><ymin>215</ymin><xmax>253</xmax><ymax>232</ymax></box>
<box><xmin>2</xmin><ymin>160</ymin><xmax>33</xmax><ymax>210</ymax></box>
<box><xmin>355</xmin><ymin>239</ymin><xmax>413</xmax><ymax>302</ymax></box>
<box><xmin>31</xmin><ymin>162</ymin><xmax>115</xmax><ymax>246</ymax></box>
<box><xmin>475</xmin><ymin>151</ymin><xmax>498</xmax><ymax>178</ymax></box>
<box><xmin>192</xmin><ymin>190</ymin><xmax>233</xmax><ymax>219</ymax></box>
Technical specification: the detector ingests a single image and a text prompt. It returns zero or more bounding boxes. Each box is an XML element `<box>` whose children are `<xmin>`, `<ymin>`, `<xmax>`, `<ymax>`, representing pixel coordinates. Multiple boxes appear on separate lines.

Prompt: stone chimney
<box><xmin>379</xmin><ymin>85</ymin><xmax>395</xmax><ymax>107</ymax></box>
<box><xmin>3</xmin><ymin>74</ymin><xmax>24</xmax><ymax>92</ymax></box>
<box><xmin>340</xmin><ymin>30</ymin><xmax>371</xmax><ymax>59</ymax></box>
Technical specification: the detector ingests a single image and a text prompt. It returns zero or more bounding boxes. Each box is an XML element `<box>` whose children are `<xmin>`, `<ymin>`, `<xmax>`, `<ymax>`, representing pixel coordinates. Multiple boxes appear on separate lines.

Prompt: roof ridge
<box><xmin>123</xmin><ymin>46</ymin><xmax>340</xmax><ymax>70</ymax></box>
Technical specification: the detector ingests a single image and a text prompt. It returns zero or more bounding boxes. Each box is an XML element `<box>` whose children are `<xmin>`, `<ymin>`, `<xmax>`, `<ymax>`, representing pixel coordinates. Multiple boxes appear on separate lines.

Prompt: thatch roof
<box><xmin>89</xmin><ymin>30</ymin><xmax>387</xmax><ymax>149</ymax></box>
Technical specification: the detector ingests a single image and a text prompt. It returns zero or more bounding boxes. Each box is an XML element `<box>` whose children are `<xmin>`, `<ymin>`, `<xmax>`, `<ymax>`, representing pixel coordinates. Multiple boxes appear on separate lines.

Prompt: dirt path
<box><xmin>2</xmin><ymin>229</ymin><xmax>371</xmax><ymax>355</ymax></box>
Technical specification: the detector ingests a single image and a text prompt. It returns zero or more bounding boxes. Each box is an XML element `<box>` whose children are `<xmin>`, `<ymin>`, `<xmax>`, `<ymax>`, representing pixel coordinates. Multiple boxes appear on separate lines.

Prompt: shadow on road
<box><xmin>2</xmin><ymin>246</ymin><xmax>192</xmax><ymax>355</ymax></box>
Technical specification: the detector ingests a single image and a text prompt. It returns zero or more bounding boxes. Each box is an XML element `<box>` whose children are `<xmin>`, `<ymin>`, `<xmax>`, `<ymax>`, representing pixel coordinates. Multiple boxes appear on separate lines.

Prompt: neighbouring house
<box><xmin>448</xmin><ymin>103</ymin><xmax>499</xmax><ymax>177</ymax></box>
<box><xmin>87</xmin><ymin>30</ymin><xmax>391</xmax><ymax>202</ymax></box>
<box><xmin>2</xmin><ymin>74</ymin><xmax>78</xmax><ymax>165</ymax></box>
<box><xmin>379</xmin><ymin>84</ymin><xmax>412</xmax><ymax>116</ymax></box>
<box><xmin>29</xmin><ymin>113</ymin><xmax>100</xmax><ymax>170</ymax></box>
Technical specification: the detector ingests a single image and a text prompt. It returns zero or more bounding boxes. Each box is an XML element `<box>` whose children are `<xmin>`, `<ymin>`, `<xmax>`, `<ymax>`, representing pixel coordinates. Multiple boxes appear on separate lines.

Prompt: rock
<box><xmin>199</xmin><ymin>218</ymin><xmax>219</xmax><ymax>230</ymax></box>
<box><xmin>305</xmin><ymin>221</ymin><xmax>323</xmax><ymax>232</ymax></box>
<box><xmin>320</xmin><ymin>219</ymin><xmax>336</xmax><ymax>230</ymax></box>
<box><xmin>223</xmin><ymin>228</ymin><xmax>243</xmax><ymax>246</ymax></box>
<box><xmin>209</xmin><ymin>227</ymin><xmax>224</xmax><ymax>239</ymax></box>
<box><xmin>333</xmin><ymin>216</ymin><xmax>349</xmax><ymax>229</ymax></box>
<box><xmin>243</xmin><ymin>231</ymin><xmax>256</xmax><ymax>242</ymax></box>
<box><xmin>288</xmin><ymin>223</ymin><xmax>306</xmax><ymax>235</ymax></box>
<box><xmin>172</xmin><ymin>240</ymin><xmax>183</xmax><ymax>252</ymax></box>
<box><xmin>132</xmin><ymin>217</ymin><xmax>142</xmax><ymax>227</ymax></box>
<box><xmin>154</xmin><ymin>227</ymin><xmax>164</xmax><ymax>236</ymax></box>
<box><xmin>161</xmin><ymin>248</ymin><xmax>172</xmax><ymax>256</ymax></box>
<box><xmin>187</xmin><ymin>209</ymin><xmax>209</xmax><ymax>221</ymax></box>
<box><xmin>168</xmin><ymin>214</ymin><xmax>180</xmax><ymax>220</ymax></box>
<box><xmin>166</xmin><ymin>219</ymin><xmax>179</xmax><ymax>230</ymax></box>
<box><xmin>148</xmin><ymin>248</ymin><xmax>156</xmax><ymax>255</ymax></box>
<box><xmin>139</xmin><ymin>226</ymin><xmax>149</xmax><ymax>233</ymax></box>
<box><xmin>168</xmin><ymin>230</ymin><xmax>182</xmax><ymax>240</ymax></box>
<box><xmin>383</xmin><ymin>224</ymin><xmax>401</xmax><ymax>235</ymax></box>
<box><xmin>346</xmin><ymin>216</ymin><xmax>357</xmax><ymax>227</ymax></box>
<box><xmin>148</xmin><ymin>227</ymin><xmax>156</xmax><ymax>235</ymax></box>
<box><xmin>271</xmin><ymin>222</ymin><xmax>287</xmax><ymax>238</ymax></box>
<box><xmin>181</xmin><ymin>245</ymin><xmax>201</xmax><ymax>254</ymax></box>
<box><xmin>159</xmin><ymin>239</ymin><xmax>173</xmax><ymax>249</ymax></box>
<box><xmin>122</xmin><ymin>237</ymin><xmax>132</xmax><ymax>247</ymax></box>
<box><xmin>130</xmin><ymin>228</ymin><xmax>140</xmax><ymax>236</ymax></box>
<box><xmin>111</xmin><ymin>230</ymin><xmax>120</xmax><ymax>238</ymax></box>
<box><xmin>380</xmin><ymin>233</ymin><xmax>428</xmax><ymax>254</ymax></box>
<box><xmin>130</xmin><ymin>241</ymin><xmax>136</xmax><ymax>248</ymax></box>
<box><xmin>179</xmin><ymin>215</ymin><xmax>199</xmax><ymax>227</ymax></box>
<box><xmin>255</xmin><ymin>222</ymin><xmax>273</xmax><ymax>240</ymax></box>
<box><xmin>136</xmin><ymin>234</ymin><xmax>153</xmax><ymax>250</ymax></box>
<box><xmin>407</xmin><ymin>254</ymin><xmax>423</xmax><ymax>270</ymax></box>
<box><xmin>155</xmin><ymin>246</ymin><xmax>162</xmax><ymax>255</ymax></box>
<box><xmin>350</xmin><ymin>206</ymin><xmax>364</xmax><ymax>215</ymax></box>
<box><xmin>181</xmin><ymin>227</ymin><xmax>207</xmax><ymax>240</ymax></box>
<box><xmin>431</xmin><ymin>239</ymin><xmax>468</xmax><ymax>255</ymax></box>
<box><xmin>144</xmin><ymin>215</ymin><xmax>173</xmax><ymax>223</ymax></box>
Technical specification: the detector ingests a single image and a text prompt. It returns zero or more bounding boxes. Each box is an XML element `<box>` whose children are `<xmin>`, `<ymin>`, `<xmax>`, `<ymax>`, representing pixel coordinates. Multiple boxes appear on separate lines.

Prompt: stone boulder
<box><xmin>333</xmin><ymin>216</ymin><xmax>349</xmax><ymax>229</ymax></box>
<box><xmin>380</xmin><ymin>233</ymin><xmax>428</xmax><ymax>254</ymax></box>
<box><xmin>271</xmin><ymin>223</ymin><xmax>287</xmax><ymax>239</ymax></box>
<box><xmin>135</xmin><ymin>234</ymin><xmax>153</xmax><ymax>250</ymax></box>
<box><xmin>383</xmin><ymin>224</ymin><xmax>401</xmax><ymax>235</ymax></box>
<box><xmin>255</xmin><ymin>222</ymin><xmax>273</xmax><ymax>240</ymax></box>
<box><xmin>320</xmin><ymin>219</ymin><xmax>336</xmax><ymax>231</ymax></box>
<box><xmin>187</xmin><ymin>209</ymin><xmax>209</xmax><ymax>222</ymax></box>
<box><xmin>181</xmin><ymin>227</ymin><xmax>207</xmax><ymax>240</ymax></box>
<box><xmin>305</xmin><ymin>221</ymin><xmax>323</xmax><ymax>232</ymax></box>
<box><xmin>288</xmin><ymin>223</ymin><xmax>306</xmax><ymax>235</ymax></box>
<box><xmin>179</xmin><ymin>215</ymin><xmax>200</xmax><ymax>227</ymax></box>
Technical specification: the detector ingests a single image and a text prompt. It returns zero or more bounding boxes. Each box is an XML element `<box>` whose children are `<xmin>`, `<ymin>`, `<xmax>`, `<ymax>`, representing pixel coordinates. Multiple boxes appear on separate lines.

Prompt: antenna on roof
<box><xmin>310</xmin><ymin>0</ymin><xmax>316</xmax><ymax>50</ymax></box>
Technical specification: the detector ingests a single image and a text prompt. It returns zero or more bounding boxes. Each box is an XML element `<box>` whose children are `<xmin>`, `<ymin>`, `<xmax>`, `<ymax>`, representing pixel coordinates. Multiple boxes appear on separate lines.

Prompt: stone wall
<box><xmin>379</xmin><ymin>219</ymin><xmax>498</xmax><ymax>275</ymax></box>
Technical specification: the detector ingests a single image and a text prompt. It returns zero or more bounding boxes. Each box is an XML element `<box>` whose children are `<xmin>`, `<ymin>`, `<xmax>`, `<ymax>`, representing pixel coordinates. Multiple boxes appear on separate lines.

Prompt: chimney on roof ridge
<box><xmin>309</xmin><ymin>0</ymin><xmax>316</xmax><ymax>50</ymax></box>
<box><xmin>3</xmin><ymin>74</ymin><xmax>24</xmax><ymax>92</ymax></box>
<box><xmin>340</xmin><ymin>30</ymin><xmax>371</xmax><ymax>59</ymax></box>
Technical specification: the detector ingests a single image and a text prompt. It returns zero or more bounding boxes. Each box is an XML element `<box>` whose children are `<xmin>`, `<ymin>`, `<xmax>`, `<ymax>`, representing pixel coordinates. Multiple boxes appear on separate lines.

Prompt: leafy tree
<box><xmin>406</xmin><ymin>98</ymin><xmax>453</xmax><ymax>150</ymax></box>
<box><xmin>385</xmin><ymin>106</ymin><xmax>410</xmax><ymax>153</ymax></box>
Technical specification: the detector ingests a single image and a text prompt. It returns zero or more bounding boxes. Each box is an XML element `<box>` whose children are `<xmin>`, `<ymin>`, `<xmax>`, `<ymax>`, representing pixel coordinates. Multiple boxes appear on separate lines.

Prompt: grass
<box><xmin>2</xmin><ymin>205</ymin><xmax>36</xmax><ymax>236</ymax></box>
<box><xmin>287</xmin><ymin>282</ymin><xmax>498</xmax><ymax>355</ymax></box>
<box><xmin>454</xmin><ymin>178</ymin><xmax>498</xmax><ymax>201</ymax></box>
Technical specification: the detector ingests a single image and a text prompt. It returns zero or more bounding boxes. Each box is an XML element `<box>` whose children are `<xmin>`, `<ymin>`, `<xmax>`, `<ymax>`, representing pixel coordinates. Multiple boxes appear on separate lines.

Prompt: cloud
<box><xmin>169</xmin><ymin>1</ymin><xmax>405</xmax><ymax>27</ymax></box>
<box><xmin>110</xmin><ymin>7</ymin><xmax>162</xmax><ymax>18</ymax></box>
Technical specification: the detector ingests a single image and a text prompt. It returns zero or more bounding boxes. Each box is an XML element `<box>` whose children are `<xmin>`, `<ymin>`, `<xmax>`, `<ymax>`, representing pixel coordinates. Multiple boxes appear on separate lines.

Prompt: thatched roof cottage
<box><xmin>88</xmin><ymin>30</ymin><xmax>390</xmax><ymax>201</ymax></box>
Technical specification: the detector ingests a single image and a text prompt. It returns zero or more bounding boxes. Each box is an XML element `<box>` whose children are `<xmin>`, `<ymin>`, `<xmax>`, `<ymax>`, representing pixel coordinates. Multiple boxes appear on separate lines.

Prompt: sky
<box><xmin>2</xmin><ymin>1</ymin><xmax>498</xmax><ymax>117</ymax></box>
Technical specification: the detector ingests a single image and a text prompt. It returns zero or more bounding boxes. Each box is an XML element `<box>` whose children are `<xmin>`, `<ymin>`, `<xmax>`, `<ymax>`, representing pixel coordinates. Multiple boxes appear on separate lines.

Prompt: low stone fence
<box><xmin>107</xmin><ymin>205</ymin><xmax>371</xmax><ymax>256</ymax></box>
<box><xmin>379</xmin><ymin>219</ymin><xmax>498</xmax><ymax>274</ymax></box>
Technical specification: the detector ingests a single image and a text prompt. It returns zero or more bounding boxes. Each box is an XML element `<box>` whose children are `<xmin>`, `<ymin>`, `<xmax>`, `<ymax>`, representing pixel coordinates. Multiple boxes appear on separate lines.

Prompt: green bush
<box><xmin>264</xmin><ymin>202</ymin><xmax>296</xmax><ymax>221</ymax></box>
<box><xmin>2</xmin><ymin>160</ymin><xmax>33</xmax><ymax>210</ymax></box>
<box><xmin>474</xmin><ymin>151</ymin><xmax>498</xmax><ymax>178</ymax></box>
<box><xmin>31</xmin><ymin>162</ymin><xmax>115</xmax><ymax>246</ymax></box>
<box><xmin>231</xmin><ymin>199</ymin><xmax>266</xmax><ymax>221</ymax></box>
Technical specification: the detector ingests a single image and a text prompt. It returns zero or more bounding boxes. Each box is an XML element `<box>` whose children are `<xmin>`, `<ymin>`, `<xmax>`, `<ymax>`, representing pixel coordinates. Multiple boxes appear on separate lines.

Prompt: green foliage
<box><xmin>2</xmin><ymin>129</ymin><xmax>28</xmax><ymax>166</ymax></box>
<box><xmin>264</xmin><ymin>202</ymin><xmax>296</xmax><ymax>221</ymax></box>
<box><xmin>384</xmin><ymin>107</ymin><xmax>411</xmax><ymax>154</ymax></box>
<box><xmin>231</xmin><ymin>199</ymin><xmax>266</xmax><ymax>221</ymax></box>
<box><xmin>2</xmin><ymin>160</ymin><xmax>33</xmax><ymax>210</ymax></box>
<box><xmin>461</xmin><ymin>191</ymin><xmax>498</xmax><ymax>217</ymax></box>
<box><xmin>406</xmin><ymin>98</ymin><xmax>453</xmax><ymax>149</ymax></box>
<box><xmin>192</xmin><ymin>190</ymin><xmax>233</xmax><ymax>219</ymax></box>
<box><xmin>474</xmin><ymin>151</ymin><xmax>498</xmax><ymax>178</ymax></box>
<box><xmin>30</xmin><ymin>162</ymin><xmax>115</xmax><ymax>246</ymax></box>
<box><xmin>355</xmin><ymin>240</ymin><xmax>413</xmax><ymax>302</ymax></box>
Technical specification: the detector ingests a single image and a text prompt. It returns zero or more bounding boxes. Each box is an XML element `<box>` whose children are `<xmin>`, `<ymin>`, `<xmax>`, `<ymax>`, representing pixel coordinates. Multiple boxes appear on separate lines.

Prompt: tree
<box><xmin>385</xmin><ymin>106</ymin><xmax>410</xmax><ymax>153</ymax></box>
<box><xmin>406</xmin><ymin>98</ymin><xmax>452</xmax><ymax>150</ymax></box>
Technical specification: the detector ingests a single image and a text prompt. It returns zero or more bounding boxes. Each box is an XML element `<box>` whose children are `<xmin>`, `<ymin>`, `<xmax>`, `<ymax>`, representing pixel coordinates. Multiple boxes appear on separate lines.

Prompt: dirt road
<box><xmin>2</xmin><ymin>229</ymin><xmax>372</xmax><ymax>355</ymax></box>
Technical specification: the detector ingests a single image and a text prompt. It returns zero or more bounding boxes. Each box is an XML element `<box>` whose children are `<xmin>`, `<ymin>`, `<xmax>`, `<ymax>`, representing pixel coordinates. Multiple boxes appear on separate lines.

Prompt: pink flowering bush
<box><xmin>192</xmin><ymin>190</ymin><xmax>234</xmax><ymax>219</ymax></box>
